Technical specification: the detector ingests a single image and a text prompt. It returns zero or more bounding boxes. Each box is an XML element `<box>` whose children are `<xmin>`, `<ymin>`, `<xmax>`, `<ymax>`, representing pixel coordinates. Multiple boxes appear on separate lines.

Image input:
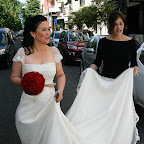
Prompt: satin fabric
<box><xmin>15</xmin><ymin>63</ymin><xmax>139</xmax><ymax>144</ymax></box>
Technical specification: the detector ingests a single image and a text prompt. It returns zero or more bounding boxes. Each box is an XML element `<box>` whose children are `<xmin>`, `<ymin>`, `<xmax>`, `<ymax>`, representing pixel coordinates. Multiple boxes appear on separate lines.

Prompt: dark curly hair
<box><xmin>108</xmin><ymin>10</ymin><xmax>125</xmax><ymax>34</ymax></box>
<box><xmin>22</xmin><ymin>15</ymin><xmax>47</xmax><ymax>55</ymax></box>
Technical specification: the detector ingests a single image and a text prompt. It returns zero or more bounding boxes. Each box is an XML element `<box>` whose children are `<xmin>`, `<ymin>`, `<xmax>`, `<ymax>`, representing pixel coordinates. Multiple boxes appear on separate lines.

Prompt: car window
<box><xmin>78</xmin><ymin>32</ymin><xmax>84</xmax><ymax>41</ymax></box>
<box><xmin>85</xmin><ymin>38</ymin><xmax>94</xmax><ymax>48</ymax></box>
<box><xmin>60</xmin><ymin>31</ymin><xmax>68</xmax><ymax>41</ymax></box>
<box><xmin>0</xmin><ymin>32</ymin><xmax>7</xmax><ymax>45</ymax></box>
<box><xmin>54</xmin><ymin>32</ymin><xmax>61</xmax><ymax>39</ymax></box>
<box><xmin>139</xmin><ymin>47</ymin><xmax>144</xmax><ymax>65</ymax></box>
<box><xmin>69</xmin><ymin>32</ymin><xmax>79</xmax><ymax>41</ymax></box>
<box><xmin>90</xmin><ymin>38</ymin><xmax>98</xmax><ymax>50</ymax></box>
<box><xmin>82</xmin><ymin>32</ymin><xmax>89</xmax><ymax>41</ymax></box>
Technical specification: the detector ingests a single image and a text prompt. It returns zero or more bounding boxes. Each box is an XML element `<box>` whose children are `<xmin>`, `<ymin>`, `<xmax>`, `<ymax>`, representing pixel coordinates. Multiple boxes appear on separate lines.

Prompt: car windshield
<box><xmin>54</xmin><ymin>32</ymin><xmax>61</xmax><ymax>39</ymax></box>
<box><xmin>68</xmin><ymin>31</ymin><xmax>93</xmax><ymax>41</ymax></box>
<box><xmin>140</xmin><ymin>48</ymin><xmax>144</xmax><ymax>65</ymax></box>
<box><xmin>76</xmin><ymin>31</ymin><xmax>94</xmax><ymax>41</ymax></box>
<box><xmin>0</xmin><ymin>32</ymin><xmax>7</xmax><ymax>45</ymax></box>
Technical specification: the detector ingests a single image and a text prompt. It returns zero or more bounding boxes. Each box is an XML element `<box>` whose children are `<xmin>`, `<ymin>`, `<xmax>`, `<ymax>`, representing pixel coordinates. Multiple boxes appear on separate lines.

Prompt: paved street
<box><xmin>0</xmin><ymin>37</ymin><xmax>144</xmax><ymax>144</ymax></box>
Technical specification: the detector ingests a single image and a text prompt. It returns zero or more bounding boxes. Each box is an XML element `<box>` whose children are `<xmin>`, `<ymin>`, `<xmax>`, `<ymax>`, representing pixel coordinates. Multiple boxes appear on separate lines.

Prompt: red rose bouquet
<box><xmin>21</xmin><ymin>72</ymin><xmax>45</xmax><ymax>95</ymax></box>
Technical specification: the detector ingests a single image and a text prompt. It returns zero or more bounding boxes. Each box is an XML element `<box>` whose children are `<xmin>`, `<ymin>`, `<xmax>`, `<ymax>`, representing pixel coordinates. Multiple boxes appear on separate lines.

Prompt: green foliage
<box><xmin>0</xmin><ymin>0</ymin><xmax>22</xmax><ymax>31</ymax></box>
<box><xmin>22</xmin><ymin>0</ymin><xmax>42</xmax><ymax>25</ymax></box>
<box><xmin>72</xmin><ymin>11</ymin><xmax>84</xmax><ymax>29</ymax></box>
<box><xmin>67</xmin><ymin>16</ymin><xmax>75</xmax><ymax>29</ymax></box>
<box><xmin>69</xmin><ymin>0</ymin><xmax>118</xmax><ymax>29</ymax></box>
<box><xmin>56</xmin><ymin>24</ymin><xmax>61</xmax><ymax>31</ymax></box>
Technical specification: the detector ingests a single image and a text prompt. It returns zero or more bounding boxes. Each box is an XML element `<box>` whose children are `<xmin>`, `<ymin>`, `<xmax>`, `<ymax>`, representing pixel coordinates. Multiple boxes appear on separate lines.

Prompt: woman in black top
<box><xmin>90</xmin><ymin>11</ymin><xmax>138</xmax><ymax>78</ymax></box>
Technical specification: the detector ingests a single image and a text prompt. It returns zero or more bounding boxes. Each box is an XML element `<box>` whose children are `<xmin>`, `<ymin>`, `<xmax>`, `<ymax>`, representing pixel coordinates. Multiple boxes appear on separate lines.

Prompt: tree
<box><xmin>67</xmin><ymin>15</ymin><xmax>75</xmax><ymax>29</ymax></box>
<box><xmin>22</xmin><ymin>0</ymin><xmax>42</xmax><ymax>25</ymax></box>
<box><xmin>92</xmin><ymin>0</ymin><xmax>118</xmax><ymax>34</ymax></box>
<box><xmin>68</xmin><ymin>0</ymin><xmax>117</xmax><ymax>32</ymax></box>
<box><xmin>80</xmin><ymin>6</ymin><xmax>98</xmax><ymax>28</ymax></box>
<box><xmin>72</xmin><ymin>10</ymin><xmax>84</xmax><ymax>29</ymax></box>
<box><xmin>0</xmin><ymin>0</ymin><xmax>22</xmax><ymax>31</ymax></box>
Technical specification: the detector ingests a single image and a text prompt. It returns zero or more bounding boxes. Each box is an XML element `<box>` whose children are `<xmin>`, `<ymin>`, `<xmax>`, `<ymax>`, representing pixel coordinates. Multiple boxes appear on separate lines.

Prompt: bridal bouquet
<box><xmin>21</xmin><ymin>72</ymin><xmax>45</xmax><ymax>95</ymax></box>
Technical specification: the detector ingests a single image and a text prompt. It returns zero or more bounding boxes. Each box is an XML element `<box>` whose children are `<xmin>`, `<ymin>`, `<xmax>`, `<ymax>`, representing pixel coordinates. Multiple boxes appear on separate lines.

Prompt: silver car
<box><xmin>81</xmin><ymin>35</ymin><xmax>144</xmax><ymax>108</ymax></box>
<box><xmin>133</xmin><ymin>43</ymin><xmax>144</xmax><ymax>108</ymax></box>
<box><xmin>81</xmin><ymin>35</ymin><xmax>106</xmax><ymax>73</ymax></box>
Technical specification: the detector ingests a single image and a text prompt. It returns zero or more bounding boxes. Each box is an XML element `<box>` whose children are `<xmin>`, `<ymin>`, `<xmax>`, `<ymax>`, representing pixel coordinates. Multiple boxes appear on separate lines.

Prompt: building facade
<box><xmin>41</xmin><ymin>0</ymin><xmax>144</xmax><ymax>37</ymax></box>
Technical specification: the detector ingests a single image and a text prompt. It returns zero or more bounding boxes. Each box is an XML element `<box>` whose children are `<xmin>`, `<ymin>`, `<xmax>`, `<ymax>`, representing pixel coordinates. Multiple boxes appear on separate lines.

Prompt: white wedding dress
<box><xmin>13</xmin><ymin>47</ymin><xmax>139</xmax><ymax>144</ymax></box>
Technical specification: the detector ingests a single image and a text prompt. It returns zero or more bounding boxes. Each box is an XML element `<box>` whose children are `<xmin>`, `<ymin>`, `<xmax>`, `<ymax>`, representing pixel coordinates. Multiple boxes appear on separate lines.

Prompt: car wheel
<box><xmin>80</xmin><ymin>60</ymin><xmax>84</xmax><ymax>74</ymax></box>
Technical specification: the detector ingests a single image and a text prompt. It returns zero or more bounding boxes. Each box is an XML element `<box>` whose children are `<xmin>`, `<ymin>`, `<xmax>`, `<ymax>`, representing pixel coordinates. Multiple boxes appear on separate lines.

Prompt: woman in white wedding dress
<box><xmin>11</xmin><ymin>14</ymin><xmax>139</xmax><ymax>144</ymax></box>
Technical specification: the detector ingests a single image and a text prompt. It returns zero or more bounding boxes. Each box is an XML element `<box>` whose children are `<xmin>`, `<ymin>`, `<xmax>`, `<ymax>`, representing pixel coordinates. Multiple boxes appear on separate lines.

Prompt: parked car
<box><xmin>18</xmin><ymin>30</ymin><xmax>23</xmax><ymax>36</ymax></box>
<box><xmin>58</xmin><ymin>29</ymin><xmax>93</xmax><ymax>64</ymax></box>
<box><xmin>133</xmin><ymin>43</ymin><xmax>144</xmax><ymax>108</ymax></box>
<box><xmin>81</xmin><ymin>35</ymin><xmax>144</xmax><ymax>109</ymax></box>
<box><xmin>81</xmin><ymin>35</ymin><xmax>140</xmax><ymax>72</ymax></box>
<box><xmin>52</xmin><ymin>31</ymin><xmax>62</xmax><ymax>47</ymax></box>
<box><xmin>0</xmin><ymin>28</ymin><xmax>15</xmax><ymax>67</ymax></box>
<box><xmin>80</xmin><ymin>35</ymin><xmax>106</xmax><ymax>73</ymax></box>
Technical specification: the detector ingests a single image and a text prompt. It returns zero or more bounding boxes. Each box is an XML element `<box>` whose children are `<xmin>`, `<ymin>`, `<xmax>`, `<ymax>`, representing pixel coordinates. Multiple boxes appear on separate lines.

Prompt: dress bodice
<box><xmin>22</xmin><ymin>63</ymin><xmax>56</xmax><ymax>84</ymax></box>
<box><xmin>12</xmin><ymin>47</ymin><xmax>63</xmax><ymax>84</ymax></box>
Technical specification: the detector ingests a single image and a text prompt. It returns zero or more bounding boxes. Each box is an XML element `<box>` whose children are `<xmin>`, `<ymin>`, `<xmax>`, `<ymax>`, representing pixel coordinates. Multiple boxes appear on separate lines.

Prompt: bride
<box><xmin>11</xmin><ymin>14</ymin><xmax>139</xmax><ymax>144</ymax></box>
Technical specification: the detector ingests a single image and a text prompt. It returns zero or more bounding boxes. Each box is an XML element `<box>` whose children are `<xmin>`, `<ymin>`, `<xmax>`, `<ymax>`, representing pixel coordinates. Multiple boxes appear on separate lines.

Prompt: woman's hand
<box><xmin>132</xmin><ymin>66</ymin><xmax>139</xmax><ymax>77</ymax></box>
<box><xmin>89</xmin><ymin>64</ymin><xmax>98</xmax><ymax>71</ymax></box>
<box><xmin>54</xmin><ymin>91</ymin><xmax>63</xmax><ymax>103</ymax></box>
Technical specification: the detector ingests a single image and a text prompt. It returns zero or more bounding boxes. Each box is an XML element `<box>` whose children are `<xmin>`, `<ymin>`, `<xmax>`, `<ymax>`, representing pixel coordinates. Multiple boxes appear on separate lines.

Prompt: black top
<box><xmin>93</xmin><ymin>37</ymin><xmax>138</xmax><ymax>78</ymax></box>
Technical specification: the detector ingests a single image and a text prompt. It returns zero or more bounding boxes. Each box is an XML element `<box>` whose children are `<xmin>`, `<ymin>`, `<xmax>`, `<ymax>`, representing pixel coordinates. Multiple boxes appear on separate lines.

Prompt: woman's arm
<box><xmin>11</xmin><ymin>62</ymin><xmax>22</xmax><ymax>86</ymax></box>
<box><xmin>55</xmin><ymin>61</ymin><xmax>66</xmax><ymax>103</ymax></box>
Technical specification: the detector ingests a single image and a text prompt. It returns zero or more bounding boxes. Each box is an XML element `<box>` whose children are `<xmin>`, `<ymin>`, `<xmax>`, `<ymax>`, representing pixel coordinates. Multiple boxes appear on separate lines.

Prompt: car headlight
<box><xmin>68</xmin><ymin>45</ymin><xmax>77</xmax><ymax>49</ymax></box>
<box><xmin>73</xmin><ymin>46</ymin><xmax>77</xmax><ymax>49</ymax></box>
<box><xmin>0</xmin><ymin>49</ymin><xmax>6</xmax><ymax>55</ymax></box>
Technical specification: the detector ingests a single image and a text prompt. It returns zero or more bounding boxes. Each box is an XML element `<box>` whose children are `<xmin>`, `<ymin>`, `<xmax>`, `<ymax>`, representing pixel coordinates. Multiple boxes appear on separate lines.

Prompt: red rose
<box><xmin>21</xmin><ymin>72</ymin><xmax>45</xmax><ymax>95</ymax></box>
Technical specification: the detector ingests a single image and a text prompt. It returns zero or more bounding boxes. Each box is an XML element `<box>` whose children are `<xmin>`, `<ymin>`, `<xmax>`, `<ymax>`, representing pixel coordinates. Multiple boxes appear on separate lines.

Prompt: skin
<box><xmin>90</xmin><ymin>17</ymin><xmax>138</xmax><ymax>77</ymax></box>
<box><xmin>11</xmin><ymin>21</ymin><xmax>66</xmax><ymax>103</ymax></box>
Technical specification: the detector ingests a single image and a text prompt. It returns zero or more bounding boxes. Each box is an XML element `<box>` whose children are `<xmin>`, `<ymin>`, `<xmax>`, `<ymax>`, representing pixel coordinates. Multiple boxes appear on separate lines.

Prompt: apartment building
<box><xmin>40</xmin><ymin>0</ymin><xmax>108</xmax><ymax>34</ymax></box>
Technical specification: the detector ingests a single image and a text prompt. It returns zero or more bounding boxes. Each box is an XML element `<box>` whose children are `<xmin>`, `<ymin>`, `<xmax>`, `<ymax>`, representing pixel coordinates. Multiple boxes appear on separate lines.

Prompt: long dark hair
<box><xmin>22</xmin><ymin>15</ymin><xmax>47</xmax><ymax>55</ymax></box>
<box><xmin>108</xmin><ymin>10</ymin><xmax>125</xmax><ymax>34</ymax></box>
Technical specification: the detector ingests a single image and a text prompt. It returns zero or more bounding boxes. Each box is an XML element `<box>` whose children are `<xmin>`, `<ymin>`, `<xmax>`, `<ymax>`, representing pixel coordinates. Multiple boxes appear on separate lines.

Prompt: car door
<box><xmin>134</xmin><ymin>45</ymin><xmax>144</xmax><ymax>107</ymax></box>
<box><xmin>83</xmin><ymin>37</ymin><xmax>98</xmax><ymax>68</ymax></box>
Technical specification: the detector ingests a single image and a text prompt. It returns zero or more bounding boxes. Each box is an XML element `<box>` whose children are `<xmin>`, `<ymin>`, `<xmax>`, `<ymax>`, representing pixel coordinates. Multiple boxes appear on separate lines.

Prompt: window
<box><xmin>54</xmin><ymin>32</ymin><xmax>61</xmax><ymax>39</ymax></box>
<box><xmin>0</xmin><ymin>32</ymin><xmax>7</xmax><ymax>45</ymax></box>
<box><xmin>139</xmin><ymin>48</ymin><xmax>144</xmax><ymax>65</ymax></box>
<box><xmin>60</xmin><ymin>31</ymin><xmax>68</xmax><ymax>41</ymax></box>
<box><xmin>90</xmin><ymin>39</ymin><xmax>98</xmax><ymax>51</ymax></box>
<box><xmin>80</xmin><ymin>0</ymin><xmax>85</xmax><ymax>5</ymax></box>
<box><xmin>85</xmin><ymin>38</ymin><xmax>94</xmax><ymax>48</ymax></box>
<box><xmin>69</xmin><ymin>32</ymin><xmax>79</xmax><ymax>41</ymax></box>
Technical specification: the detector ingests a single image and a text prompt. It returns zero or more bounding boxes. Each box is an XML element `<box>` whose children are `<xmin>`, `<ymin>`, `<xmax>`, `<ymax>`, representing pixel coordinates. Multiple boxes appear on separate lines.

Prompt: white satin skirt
<box><xmin>16</xmin><ymin>68</ymin><xmax>140</xmax><ymax>144</ymax></box>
